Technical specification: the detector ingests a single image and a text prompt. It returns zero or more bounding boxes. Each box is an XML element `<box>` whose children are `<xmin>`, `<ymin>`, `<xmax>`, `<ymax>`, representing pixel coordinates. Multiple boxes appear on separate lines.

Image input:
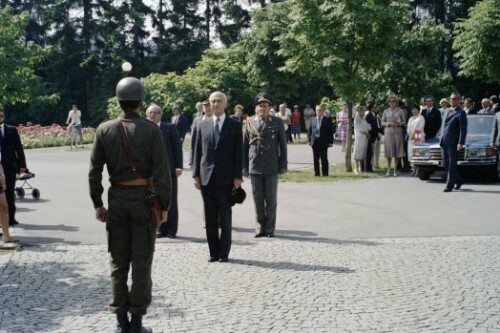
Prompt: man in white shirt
<box><xmin>66</xmin><ymin>105</ymin><xmax>84</xmax><ymax>148</ymax></box>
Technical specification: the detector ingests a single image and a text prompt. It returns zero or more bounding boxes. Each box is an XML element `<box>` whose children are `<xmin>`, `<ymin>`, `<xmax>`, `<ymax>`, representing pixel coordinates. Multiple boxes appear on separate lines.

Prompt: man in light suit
<box><xmin>308</xmin><ymin>105</ymin><xmax>334</xmax><ymax>176</ymax></box>
<box><xmin>0</xmin><ymin>109</ymin><xmax>27</xmax><ymax>226</ymax></box>
<box><xmin>440</xmin><ymin>92</ymin><xmax>467</xmax><ymax>192</ymax></box>
<box><xmin>243</xmin><ymin>92</ymin><xmax>287</xmax><ymax>238</ymax></box>
<box><xmin>193</xmin><ymin>91</ymin><xmax>242</xmax><ymax>262</ymax></box>
<box><xmin>146</xmin><ymin>104</ymin><xmax>183</xmax><ymax>238</ymax></box>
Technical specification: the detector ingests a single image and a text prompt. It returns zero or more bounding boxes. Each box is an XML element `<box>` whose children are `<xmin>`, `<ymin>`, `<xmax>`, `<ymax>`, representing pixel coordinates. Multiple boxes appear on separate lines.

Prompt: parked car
<box><xmin>410</xmin><ymin>114</ymin><xmax>499</xmax><ymax>182</ymax></box>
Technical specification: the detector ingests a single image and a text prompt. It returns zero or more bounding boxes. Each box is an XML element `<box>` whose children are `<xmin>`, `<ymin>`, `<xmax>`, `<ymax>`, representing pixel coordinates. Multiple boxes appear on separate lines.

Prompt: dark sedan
<box><xmin>410</xmin><ymin>114</ymin><xmax>499</xmax><ymax>181</ymax></box>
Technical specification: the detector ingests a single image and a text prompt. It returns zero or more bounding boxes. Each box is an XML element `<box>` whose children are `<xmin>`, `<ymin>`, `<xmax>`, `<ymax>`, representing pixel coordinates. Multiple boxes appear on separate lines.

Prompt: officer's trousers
<box><xmin>107</xmin><ymin>185</ymin><xmax>155</xmax><ymax>315</ymax></box>
<box><xmin>250</xmin><ymin>173</ymin><xmax>278</xmax><ymax>235</ymax></box>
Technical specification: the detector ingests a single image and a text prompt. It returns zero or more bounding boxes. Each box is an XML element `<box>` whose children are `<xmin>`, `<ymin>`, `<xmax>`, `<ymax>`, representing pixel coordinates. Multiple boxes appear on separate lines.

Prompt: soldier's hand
<box><xmin>95</xmin><ymin>207</ymin><xmax>108</xmax><ymax>222</ymax></box>
<box><xmin>161</xmin><ymin>210</ymin><xmax>168</xmax><ymax>223</ymax></box>
<box><xmin>176</xmin><ymin>169</ymin><xmax>183</xmax><ymax>177</ymax></box>
<box><xmin>233</xmin><ymin>178</ymin><xmax>242</xmax><ymax>189</ymax></box>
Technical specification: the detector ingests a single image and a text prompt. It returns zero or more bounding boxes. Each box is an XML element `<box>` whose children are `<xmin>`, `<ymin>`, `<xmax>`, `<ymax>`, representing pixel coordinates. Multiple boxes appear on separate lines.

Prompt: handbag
<box><xmin>118</xmin><ymin>121</ymin><xmax>162</xmax><ymax>229</ymax></box>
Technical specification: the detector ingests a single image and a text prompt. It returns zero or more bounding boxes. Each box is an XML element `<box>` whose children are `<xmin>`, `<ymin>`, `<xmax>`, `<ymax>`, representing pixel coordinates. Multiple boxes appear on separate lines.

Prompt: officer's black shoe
<box><xmin>254</xmin><ymin>233</ymin><xmax>266</xmax><ymax>238</ymax></box>
<box><xmin>115</xmin><ymin>312</ymin><xmax>129</xmax><ymax>333</ymax></box>
<box><xmin>130</xmin><ymin>314</ymin><xmax>152</xmax><ymax>333</ymax></box>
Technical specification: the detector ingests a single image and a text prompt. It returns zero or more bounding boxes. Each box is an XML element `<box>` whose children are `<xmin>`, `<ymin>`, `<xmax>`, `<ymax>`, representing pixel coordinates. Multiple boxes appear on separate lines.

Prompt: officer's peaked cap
<box><xmin>255</xmin><ymin>92</ymin><xmax>274</xmax><ymax>106</ymax></box>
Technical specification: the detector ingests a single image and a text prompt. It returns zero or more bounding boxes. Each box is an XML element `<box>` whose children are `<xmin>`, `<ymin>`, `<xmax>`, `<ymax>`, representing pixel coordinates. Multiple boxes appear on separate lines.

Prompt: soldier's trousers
<box><xmin>106</xmin><ymin>185</ymin><xmax>156</xmax><ymax>315</ymax></box>
<box><xmin>250</xmin><ymin>174</ymin><xmax>278</xmax><ymax>234</ymax></box>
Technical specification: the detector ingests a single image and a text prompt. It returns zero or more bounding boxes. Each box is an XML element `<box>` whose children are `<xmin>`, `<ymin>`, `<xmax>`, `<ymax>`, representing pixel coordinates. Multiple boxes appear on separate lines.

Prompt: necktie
<box><xmin>214</xmin><ymin>118</ymin><xmax>220</xmax><ymax>145</ymax></box>
<box><xmin>0</xmin><ymin>126</ymin><xmax>3</xmax><ymax>146</ymax></box>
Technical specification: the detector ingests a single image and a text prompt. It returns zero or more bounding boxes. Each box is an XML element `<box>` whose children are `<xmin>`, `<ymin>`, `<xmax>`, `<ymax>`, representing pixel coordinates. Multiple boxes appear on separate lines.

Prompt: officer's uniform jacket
<box><xmin>243</xmin><ymin>115</ymin><xmax>288</xmax><ymax>175</ymax></box>
<box><xmin>89</xmin><ymin>112</ymin><xmax>172</xmax><ymax>210</ymax></box>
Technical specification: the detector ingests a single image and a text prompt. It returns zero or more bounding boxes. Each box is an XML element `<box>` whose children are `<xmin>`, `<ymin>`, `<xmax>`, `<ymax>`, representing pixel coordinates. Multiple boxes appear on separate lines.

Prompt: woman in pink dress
<box><xmin>336</xmin><ymin>103</ymin><xmax>348</xmax><ymax>151</ymax></box>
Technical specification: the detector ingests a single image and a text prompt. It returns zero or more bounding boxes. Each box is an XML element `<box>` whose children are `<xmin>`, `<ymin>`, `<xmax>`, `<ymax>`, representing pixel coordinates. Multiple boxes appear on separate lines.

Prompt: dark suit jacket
<box><xmin>492</xmin><ymin>103</ymin><xmax>500</xmax><ymax>114</ymax></box>
<box><xmin>308</xmin><ymin>116</ymin><xmax>334</xmax><ymax>147</ymax></box>
<box><xmin>1</xmin><ymin>124</ymin><xmax>27</xmax><ymax>174</ymax></box>
<box><xmin>365</xmin><ymin>112</ymin><xmax>378</xmax><ymax>143</ymax></box>
<box><xmin>173</xmin><ymin>114</ymin><xmax>188</xmax><ymax>141</ymax></box>
<box><xmin>491</xmin><ymin>112</ymin><xmax>500</xmax><ymax>145</ymax></box>
<box><xmin>193</xmin><ymin>115</ymin><xmax>243</xmax><ymax>186</ymax></box>
<box><xmin>159</xmin><ymin>122</ymin><xmax>183</xmax><ymax>175</ymax></box>
<box><xmin>465</xmin><ymin>108</ymin><xmax>477</xmax><ymax>115</ymax></box>
<box><xmin>439</xmin><ymin>107</ymin><xmax>467</xmax><ymax>148</ymax></box>
<box><xmin>421</xmin><ymin>107</ymin><xmax>442</xmax><ymax>139</ymax></box>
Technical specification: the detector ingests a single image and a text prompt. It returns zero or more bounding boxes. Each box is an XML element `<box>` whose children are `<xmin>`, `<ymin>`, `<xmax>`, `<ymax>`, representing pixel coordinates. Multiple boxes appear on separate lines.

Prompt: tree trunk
<box><xmin>344</xmin><ymin>101</ymin><xmax>353</xmax><ymax>172</ymax></box>
<box><xmin>205</xmin><ymin>0</ymin><xmax>210</xmax><ymax>45</ymax></box>
<box><xmin>82</xmin><ymin>0</ymin><xmax>91</xmax><ymax>122</ymax></box>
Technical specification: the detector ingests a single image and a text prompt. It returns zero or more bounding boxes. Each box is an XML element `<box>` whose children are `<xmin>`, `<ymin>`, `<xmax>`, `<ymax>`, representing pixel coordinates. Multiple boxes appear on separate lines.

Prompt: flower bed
<box><xmin>17</xmin><ymin>124</ymin><xmax>96</xmax><ymax>149</ymax></box>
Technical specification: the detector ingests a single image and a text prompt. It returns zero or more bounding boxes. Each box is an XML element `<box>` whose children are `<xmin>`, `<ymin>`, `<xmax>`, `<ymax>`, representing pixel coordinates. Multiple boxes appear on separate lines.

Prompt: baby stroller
<box><xmin>15</xmin><ymin>171</ymin><xmax>40</xmax><ymax>200</ymax></box>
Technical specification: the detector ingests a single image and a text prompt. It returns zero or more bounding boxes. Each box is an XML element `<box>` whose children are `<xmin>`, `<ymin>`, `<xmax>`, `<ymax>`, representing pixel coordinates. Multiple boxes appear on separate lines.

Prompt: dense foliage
<box><xmin>0</xmin><ymin>0</ymin><xmax>498</xmax><ymax>128</ymax></box>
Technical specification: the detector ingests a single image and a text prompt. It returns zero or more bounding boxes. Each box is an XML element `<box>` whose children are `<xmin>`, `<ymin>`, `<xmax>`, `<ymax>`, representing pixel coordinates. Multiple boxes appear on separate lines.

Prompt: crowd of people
<box><xmin>26</xmin><ymin>75</ymin><xmax>496</xmax><ymax>333</ymax></box>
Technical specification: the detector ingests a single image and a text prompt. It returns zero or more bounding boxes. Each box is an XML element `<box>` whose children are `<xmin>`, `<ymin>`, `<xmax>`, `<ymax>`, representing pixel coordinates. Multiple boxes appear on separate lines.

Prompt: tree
<box><xmin>278</xmin><ymin>0</ymin><xmax>409</xmax><ymax>171</ymax></box>
<box><xmin>0</xmin><ymin>6</ymin><xmax>53</xmax><ymax>106</ymax></box>
<box><xmin>453</xmin><ymin>0</ymin><xmax>500</xmax><ymax>84</ymax></box>
<box><xmin>369</xmin><ymin>19</ymin><xmax>454</xmax><ymax>104</ymax></box>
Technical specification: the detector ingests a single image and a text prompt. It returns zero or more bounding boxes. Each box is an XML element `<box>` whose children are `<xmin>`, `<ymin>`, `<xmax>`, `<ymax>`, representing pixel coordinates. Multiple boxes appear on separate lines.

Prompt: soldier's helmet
<box><xmin>116</xmin><ymin>77</ymin><xmax>146</xmax><ymax>101</ymax></box>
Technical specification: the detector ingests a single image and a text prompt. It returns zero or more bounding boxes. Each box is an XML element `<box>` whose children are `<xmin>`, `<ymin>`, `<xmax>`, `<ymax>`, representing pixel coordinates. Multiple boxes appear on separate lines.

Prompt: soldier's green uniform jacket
<box><xmin>243</xmin><ymin>115</ymin><xmax>288</xmax><ymax>175</ymax></box>
<box><xmin>89</xmin><ymin>112</ymin><xmax>171</xmax><ymax>210</ymax></box>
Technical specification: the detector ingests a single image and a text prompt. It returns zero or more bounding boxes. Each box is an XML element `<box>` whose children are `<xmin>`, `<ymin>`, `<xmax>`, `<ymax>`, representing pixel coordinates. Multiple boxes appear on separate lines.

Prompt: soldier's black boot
<box><xmin>115</xmin><ymin>312</ymin><xmax>129</xmax><ymax>333</ymax></box>
<box><xmin>130</xmin><ymin>313</ymin><xmax>152</xmax><ymax>333</ymax></box>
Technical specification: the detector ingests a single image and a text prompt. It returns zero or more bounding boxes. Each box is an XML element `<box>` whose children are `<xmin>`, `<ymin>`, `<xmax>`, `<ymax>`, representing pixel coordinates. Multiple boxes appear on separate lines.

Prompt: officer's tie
<box><xmin>0</xmin><ymin>125</ymin><xmax>3</xmax><ymax>146</ymax></box>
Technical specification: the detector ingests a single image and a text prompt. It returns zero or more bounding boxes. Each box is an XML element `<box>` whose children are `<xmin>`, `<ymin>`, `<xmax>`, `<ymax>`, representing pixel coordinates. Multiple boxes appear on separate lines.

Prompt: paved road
<box><xmin>0</xmin><ymin>142</ymin><xmax>499</xmax><ymax>332</ymax></box>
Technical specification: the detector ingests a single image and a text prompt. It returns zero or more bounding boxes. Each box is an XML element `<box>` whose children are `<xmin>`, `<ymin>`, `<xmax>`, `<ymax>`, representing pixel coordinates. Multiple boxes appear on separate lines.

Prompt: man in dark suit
<box><xmin>308</xmin><ymin>105</ymin><xmax>334</xmax><ymax>176</ymax></box>
<box><xmin>439</xmin><ymin>92</ymin><xmax>467</xmax><ymax>192</ymax></box>
<box><xmin>490</xmin><ymin>95</ymin><xmax>500</xmax><ymax>114</ymax></box>
<box><xmin>193</xmin><ymin>91</ymin><xmax>243</xmax><ymax>262</ymax></box>
<box><xmin>0</xmin><ymin>109</ymin><xmax>27</xmax><ymax>225</ymax></box>
<box><xmin>243</xmin><ymin>93</ymin><xmax>287</xmax><ymax>238</ymax></box>
<box><xmin>171</xmin><ymin>104</ymin><xmax>188</xmax><ymax>143</ymax></box>
<box><xmin>190</xmin><ymin>100</ymin><xmax>211</xmax><ymax>167</ymax></box>
<box><xmin>421</xmin><ymin>96</ymin><xmax>442</xmax><ymax>140</ymax></box>
<box><xmin>363</xmin><ymin>102</ymin><xmax>378</xmax><ymax>172</ymax></box>
<box><xmin>146</xmin><ymin>103</ymin><xmax>183</xmax><ymax>238</ymax></box>
<box><xmin>463</xmin><ymin>98</ymin><xmax>477</xmax><ymax>115</ymax></box>
<box><xmin>490</xmin><ymin>110</ymin><xmax>500</xmax><ymax>150</ymax></box>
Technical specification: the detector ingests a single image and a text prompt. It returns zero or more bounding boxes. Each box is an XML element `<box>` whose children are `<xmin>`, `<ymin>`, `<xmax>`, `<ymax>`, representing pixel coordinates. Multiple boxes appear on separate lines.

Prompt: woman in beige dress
<box><xmin>381</xmin><ymin>95</ymin><xmax>405</xmax><ymax>176</ymax></box>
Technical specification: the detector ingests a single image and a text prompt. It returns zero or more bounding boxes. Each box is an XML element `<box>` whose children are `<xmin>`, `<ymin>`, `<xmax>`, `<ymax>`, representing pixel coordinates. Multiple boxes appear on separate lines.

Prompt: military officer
<box><xmin>243</xmin><ymin>92</ymin><xmax>288</xmax><ymax>238</ymax></box>
<box><xmin>89</xmin><ymin>77</ymin><xmax>171</xmax><ymax>333</ymax></box>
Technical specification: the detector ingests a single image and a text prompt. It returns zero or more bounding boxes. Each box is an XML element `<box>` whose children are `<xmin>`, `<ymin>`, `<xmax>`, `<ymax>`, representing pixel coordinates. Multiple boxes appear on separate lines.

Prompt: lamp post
<box><xmin>121</xmin><ymin>61</ymin><xmax>132</xmax><ymax>77</ymax></box>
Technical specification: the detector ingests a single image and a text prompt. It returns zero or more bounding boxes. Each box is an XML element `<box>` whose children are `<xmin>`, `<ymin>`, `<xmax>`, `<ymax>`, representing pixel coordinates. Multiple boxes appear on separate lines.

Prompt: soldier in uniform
<box><xmin>89</xmin><ymin>77</ymin><xmax>171</xmax><ymax>333</ymax></box>
<box><xmin>243</xmin><ymin>92</ymin><xmax>288</xmax><ymax>238</ymax></box>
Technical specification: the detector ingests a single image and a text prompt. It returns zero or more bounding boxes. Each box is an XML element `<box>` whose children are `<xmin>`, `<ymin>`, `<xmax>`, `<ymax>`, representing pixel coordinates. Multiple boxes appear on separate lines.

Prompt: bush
<box><xmin>18</xmin><ymin>124</ymin><xmax>96</xmax><ymax>149</ymax></box>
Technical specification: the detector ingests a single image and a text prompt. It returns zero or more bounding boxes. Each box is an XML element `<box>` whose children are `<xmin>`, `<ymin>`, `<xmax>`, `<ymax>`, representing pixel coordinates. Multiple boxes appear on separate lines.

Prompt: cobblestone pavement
<box><xmin>1</xmin><ymin>236</ymin><xmax>499</xmax><ymax>333</ymax></box>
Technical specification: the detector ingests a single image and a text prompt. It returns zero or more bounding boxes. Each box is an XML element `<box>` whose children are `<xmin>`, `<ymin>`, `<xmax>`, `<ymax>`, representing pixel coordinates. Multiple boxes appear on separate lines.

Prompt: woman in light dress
<box><xmin>336</xmin><ymin>103</ymin><xmax>349</xmax><ymax>151</ymax></box>
<box><xmin>0</xmin><ymin>160</ymin><xmax>17</xmax><ymax>244</ymax></box>
<box><xmin>407</xmin><ymin>104</ymin><xmax>426</xmax><ymax>176</ymax></box>
<box><xmin>381</xmin><ymin>95</ymin><xmax>406</xmax><ymax>176</ymax></box>
<box><xmin>353</xmin><ymin>105</ymin><xmax>371</xmax><ymax>174</ymax></box>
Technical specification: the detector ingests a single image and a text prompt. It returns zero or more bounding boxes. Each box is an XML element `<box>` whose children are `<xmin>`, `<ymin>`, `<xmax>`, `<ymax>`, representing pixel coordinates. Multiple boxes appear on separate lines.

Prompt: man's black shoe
<box><xmin>267</xmin><ymin>233</ymin><xmax>275</xmax><ymax>238</ymax></box>
<box><xmin>156</xmin><ymin>233</ymin><xmax>169</xmax><ymax>238</ymax></box>
<box><xmin>254</xmin><ymin>233</ymin><xmax>266</xmax><ymax>238</ymax></box>
<box><xmin>9</xmin><ymin>220</ymin><xmax>19</xmax><ymax>226</ymax></box>
<box><xmin>219</xmin><ymin>258</ymin><xmax>229</xmax><ymax>262</ymax></box>
<box><xmin>130</xmin><ymin>313</ymin><xmax>152</xmax><ymax>333</ymax></box>
<box><xmin>443</xmin><ymin>188</ymin><xmax>453</xmax><ymax>192</ymax></box>
<box><xmin>116</xmin><ymin>313</ymin><xmax>129</xmax><ymax>333</ymax></box>
<box><xmin>454</xmin><ymin>182</ymin><xmax>463</xmax><ymax>190</ymax></box>
<box><xmin>166</xmin><ymin>234</ymin><xmax>176</xmax><ymax>239</ymax></box>
<box><xmin>208</xmin><ymin>257</ymin><xmax>219</xmax><ymax>262</ymax></box>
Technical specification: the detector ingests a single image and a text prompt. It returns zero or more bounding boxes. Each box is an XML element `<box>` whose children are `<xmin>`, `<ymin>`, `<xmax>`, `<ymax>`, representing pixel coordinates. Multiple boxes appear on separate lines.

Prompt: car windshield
<box><xmin>467</xmin><ymin>116</ymin><xmax>494</xmax><ymax>135</ymax></box>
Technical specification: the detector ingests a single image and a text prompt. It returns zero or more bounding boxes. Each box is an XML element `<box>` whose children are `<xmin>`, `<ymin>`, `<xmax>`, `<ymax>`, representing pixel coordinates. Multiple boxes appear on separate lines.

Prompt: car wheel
<box><xmin>417</xmin><ymin>169</ymin><xmax>432</xmax><ymax>180</ymax></box>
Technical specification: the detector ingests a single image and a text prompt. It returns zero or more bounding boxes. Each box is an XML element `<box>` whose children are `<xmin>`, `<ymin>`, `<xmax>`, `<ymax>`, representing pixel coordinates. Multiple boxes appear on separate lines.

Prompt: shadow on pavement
<box><xmin>275</xmin><ymin>234</ymin><xmax>381</xmax><ymax>246</ymax></box>
<box><xmin>159</xmin><ymin>236</ymin><xmax>257</xmax><ymax>247</ymax></box>
<box><xmin>15</xmin><ymin>237</ymin><xmax>81</xmax><ymax>245</ymax></box>
<box><xmin>233</xmin><ymin>226</ymin><xmax>317</xmax><ymax>237</ymax></box>
<box><xmin>16</xmin><ymin>223</ymin><xmax>79</xmax><ymax>232</ymax></box>
<box><xmin>230</xmin><ymin>258</ymin><xmax>355</xmax><ymax>273</ymax></box>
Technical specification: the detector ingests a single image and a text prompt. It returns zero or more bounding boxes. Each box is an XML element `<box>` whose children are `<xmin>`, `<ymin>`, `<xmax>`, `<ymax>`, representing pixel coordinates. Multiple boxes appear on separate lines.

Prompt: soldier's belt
<box><xmin>113</xmin><ymin>177</ymin><xmax>151</xmax><ymax>186</ymax></box>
